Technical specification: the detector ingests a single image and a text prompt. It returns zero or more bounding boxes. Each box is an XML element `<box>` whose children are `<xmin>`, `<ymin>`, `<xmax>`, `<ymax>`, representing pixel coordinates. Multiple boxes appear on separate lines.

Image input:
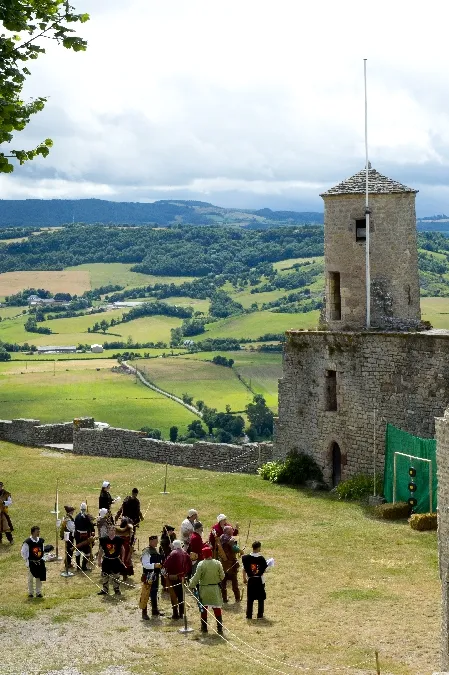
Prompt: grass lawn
<box><xmin>273</xmin><ymin>256</ymin><xmax>324</xmax><ymax>271</ymax></box>
<box><xmin>228</xmin><ymin>287</ymin><xmax>289</xmax><ymax>309</ymax></box>
<box><xmin>0</xmin><ymin>442</ymin><xmax>439</xmax><ymax>675</ymax></box>
<box><xmin>196</xmin><ymin>310</ymin><xmax>320</xmax><ymax>341</ymax></box>
<box><xmin>66</xmin><ymin>263</ymin><xmax>195</xmax><ymax>290</ymax></box>
<box><xmin>0</xmin><ymin>306</ymin><xmax>26</xmax><ymax>319</ymax></box>
<box><xmin>421</xmin><ymin>297</ymin><xmax>449</xmax><ymax>328</ymax></box>
<box><xmin>0</xmin><ymin>360</ymin><xmax>196</xmax><ymax>435</ymax></box>
<box><xmin>8</xmin><ymin>348</ymin><xmax>185</xmax><ymax>361</ymax></box>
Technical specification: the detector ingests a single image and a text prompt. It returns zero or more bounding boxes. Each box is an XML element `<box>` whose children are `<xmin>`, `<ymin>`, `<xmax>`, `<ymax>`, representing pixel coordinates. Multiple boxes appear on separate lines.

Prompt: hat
<box><xmin>99</xmin><ymin>508</ymin><xmax>108</xmax><ymax>518</ymax></box>
<box><xmin>193</xmin><ymin>521</ymin><xmax>203</xmax><ymax>531</ymax></box>
<box><xmin>171</xmin><ymin>540</ymin><xmax>182</xmax><ymax>549</ymax></box>
<box><xmin>80</xmin><ymin>502</ymin><xmax>87</xmax><ymax>511</ymax></box>
<box><xmin>188</xmin><ymin>509</ymin><xmax>198</xmax><ymax>517</ymax></box>
<box><xmin>164</xmin><ymin>524</ymin><xmax>175</xmax><ymax>532</ymax></box>
<box><xmin>64</xmin><ymin>505</ymin><xmax>75</xmax><ymax>514</ymax></box>
<box><xmin>202</xmin><ymin>546</ymin><xmax>213</xmax><ymax>559</ymax></box>
<box><xmin>217</xmin><ymin>514</ymin><xmax>227</xmax><ymax>523</ymax></box>
<box><xmin>102</xmin><ymin>481</ymin><xmax>110</xmax><ymax>488</ymax></box>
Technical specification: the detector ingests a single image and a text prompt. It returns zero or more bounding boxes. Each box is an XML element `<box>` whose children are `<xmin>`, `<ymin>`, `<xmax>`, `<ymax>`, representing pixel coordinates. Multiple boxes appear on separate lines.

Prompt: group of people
<box><xmin>3</xmin><ymin>479</ymin><xmax>275</xmax><ymax>633</ymax></box>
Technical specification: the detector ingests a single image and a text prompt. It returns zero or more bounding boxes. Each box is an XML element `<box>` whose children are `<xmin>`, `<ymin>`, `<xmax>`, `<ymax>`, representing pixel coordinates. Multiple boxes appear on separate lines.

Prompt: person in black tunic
<box><xmin>98</xmin><ymin>525</ymin><xmax>125</xmax><ymax>596</ymax></box>
<box><xmin>21</xmin><ymin>525</ymin><xmax>46</xmax><ymax>598</ymax></box>
<box><xmin>74</xmin><ymin>502</ymin><xmax>95</xmax><ymax>571</ymax></box>
<box><xmin>242</xmin><ymin>540</ymin><xmax>269</xmax><ymax>619</ymax></box>
<box><xmin>99</xmin><ymin>481</ymin><xmax>114</xmax><ymax>512</ymax></box>
<box><xmin>139</xmin><ymin>535</ymin><xmax>164</xmax><ymax>619</ymax></box>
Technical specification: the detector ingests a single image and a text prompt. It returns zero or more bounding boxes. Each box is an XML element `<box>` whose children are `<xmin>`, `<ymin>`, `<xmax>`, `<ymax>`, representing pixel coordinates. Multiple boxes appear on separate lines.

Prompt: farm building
<box><xmin>90</xmin><ymin>344</ymin><xmax>104</xmax><ymax>353</ymax></box>
<box><xmin>37</xmin><ymin>345</ymin><xmax>77</xmax><ymax>354</ymax></box>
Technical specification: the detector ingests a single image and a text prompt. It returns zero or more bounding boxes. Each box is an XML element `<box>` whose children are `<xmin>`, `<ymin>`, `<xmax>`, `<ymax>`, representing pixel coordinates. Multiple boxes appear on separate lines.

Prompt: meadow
<box><xmin>0</xmin><ymin>359</ymin><xmax>197</xmax><ymax>435</ymax></box>
<box><xmin>0</xmin><ymin>270</ymin><xmax>91</xmax><ymax>297</ymax></box>
<box><xmin>195</xmin><ymin>310</ymin><xmax>320</xmax><ymax>340</ymax></box>
<box><xmin>66</xmin><ymin>262</ymin><xmax>195</xmax><ymax>290</ymax></box>
<box><xmin>421</xmin><ymin>297</ymin><xmax>449</xmax><ymax>328</ymax></box>
<box><xmin>0</xmin><ymin>442</ymin><xmax>439</xmax><ymax>675</ymax></box>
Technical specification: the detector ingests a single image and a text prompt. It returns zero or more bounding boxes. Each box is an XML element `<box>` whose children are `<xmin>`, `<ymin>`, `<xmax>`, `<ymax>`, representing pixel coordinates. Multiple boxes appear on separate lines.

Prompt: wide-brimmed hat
<box><xmin>217</xmin><ymin>514</ymin><xmax>227</xmax><ymax>523</ymax></box>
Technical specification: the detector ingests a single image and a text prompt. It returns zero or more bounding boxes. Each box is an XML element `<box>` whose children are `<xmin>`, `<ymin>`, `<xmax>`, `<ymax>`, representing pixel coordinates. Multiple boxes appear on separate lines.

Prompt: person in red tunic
<box><xmin>187</xmin><ymin>521</ymin><xmax>205</xmax><ymax>573</ymax></box>
<box><xmin>209</xmin><ymin>514</ymin><xmax>239</xmax><ymax>557</ymax></box>
<box><xmin>163</xmin><ymin>540</ymin><xmax>192</xmax><ymax>619</ymax></box>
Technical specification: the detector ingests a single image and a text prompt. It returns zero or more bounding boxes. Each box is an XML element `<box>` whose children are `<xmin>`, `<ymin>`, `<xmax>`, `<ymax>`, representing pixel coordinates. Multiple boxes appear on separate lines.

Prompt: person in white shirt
<box><xmin>21</xmin><ymin>525</ymin><xmax>46</xmax><ymax>598</ymax></box>
<box><xmin>180</xmin><ymin>509</ymin><xmax>198</xmax><ymax>548</ymax></box>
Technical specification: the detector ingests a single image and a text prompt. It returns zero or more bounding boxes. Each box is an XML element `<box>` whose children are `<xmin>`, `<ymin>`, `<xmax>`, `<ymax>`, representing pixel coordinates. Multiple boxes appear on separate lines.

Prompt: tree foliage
<box><xmin>0</xmin><ymin>1</ymin><xmax>88</xmax><ymax>173</ymax></box>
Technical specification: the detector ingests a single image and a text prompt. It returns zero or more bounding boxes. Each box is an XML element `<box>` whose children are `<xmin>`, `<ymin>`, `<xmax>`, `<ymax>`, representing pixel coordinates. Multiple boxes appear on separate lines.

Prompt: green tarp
<box><xmin>383</xmin><ymin>424</ymin><xmax>437</xmax><ymax>513</ymax></box>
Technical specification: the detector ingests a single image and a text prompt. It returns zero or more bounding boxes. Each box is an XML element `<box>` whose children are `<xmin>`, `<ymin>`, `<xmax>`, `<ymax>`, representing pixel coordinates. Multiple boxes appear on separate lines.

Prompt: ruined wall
<box><xmin>275</xmin><ymin>331</ymin><xmax>449</xmax><ymax>484</ymax></box>
<box><xmin>72</xmin><ymin>426</ymin><xmax>272</xmax><ymax>474</ymax></box>
<box><xmin>436</xmin><ymin>409</ymin><xmax>449</xmax><ymax>670</ymax></box>
<box><xmin>324</xmin><ymin>193</ymin><xmax>421</xmax><ymax>330</ymax></box>
<box><xmin>0</xmin><ymin>417</ymin><xmax>94</xmax><ymax>446</ymax></box>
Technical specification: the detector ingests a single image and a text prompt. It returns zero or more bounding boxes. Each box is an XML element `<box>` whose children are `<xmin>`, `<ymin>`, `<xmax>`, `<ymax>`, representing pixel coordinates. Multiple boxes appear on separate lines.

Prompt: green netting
<box><xmin>383</xmin><ymin>424</ymin><xmax>437</xmax><ymax>513</ymax></box>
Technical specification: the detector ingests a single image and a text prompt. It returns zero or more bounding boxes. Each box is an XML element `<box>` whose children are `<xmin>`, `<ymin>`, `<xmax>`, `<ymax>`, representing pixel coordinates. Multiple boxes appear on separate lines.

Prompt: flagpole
<box><xmin>364</xmin><ymin>58</ymin><xmax>371</xmax><ymax>329</ymax></box>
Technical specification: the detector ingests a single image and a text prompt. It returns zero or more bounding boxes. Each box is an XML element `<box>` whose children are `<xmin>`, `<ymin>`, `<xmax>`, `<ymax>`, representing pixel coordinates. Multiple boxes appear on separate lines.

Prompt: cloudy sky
<box><xmin>1</xmin><ymin>0</ymin><xmax>449</xmax><ymax>215</ymax></box>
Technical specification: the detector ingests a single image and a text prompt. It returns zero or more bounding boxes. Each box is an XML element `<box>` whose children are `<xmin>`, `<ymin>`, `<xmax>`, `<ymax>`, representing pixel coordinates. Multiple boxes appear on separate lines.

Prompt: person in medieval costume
<box><xmin>180</xmin><ymin>508</ymin><xmax>198</xmax><ymax>549</ymax></box>
<box><xmin>21</xmin><ymin>525</ymin><xmax>47</xmax><ymax>598</ymax></box>
<box><xmin>242</xmin><ymin>540</ymin><xmax>274</xmax><ymax>620</ymax></box>
<box><xmin>98</xmin><ymin>525</ymin><xmax>125</xmax><ymax>596</ymax></box>
<box><xmin>219</xmin><ymin>525</ymin><xmax>241</xmax><ymax>603</ymax></box>
<box><xmin>159</xmin><ymin>525</ymin><xmax>176</xmax><ymax>592</ymax></box>
<box><xmin>187</xmin><ymin>521</ymin><xmax>205</xmax><ymax>575</ymax></box>
<box><xmin>115</xmin><ymin>516</ymin><xmax>134</xmax><ymax>580</ymax></box>
<box><xmin>209</xmin><ymin>514</ymin><xmax>238</xmax><ymax>557</ymax></box>
<box><xmin>0</xmin><ymin>481</ymin><xmax>14</xmax><ymax>544</ymax></box>
<box><xmin>59</xmin><ymin>505</ymin><xmax>75</xmax><ymax>568</ymax></box>
<box><xmin>139</xmin><ymin>535</ymin><xmax>164</xmax><ymax>620</ymax></box>
<box><xmin>163</xmin><ymin>540</ymin><xmax>192</xmax><ymax>619</ymax></box>
<box><xmin>99</xmin><ymin>481</ymin><xmax>116</xmax><ymax>513</ymax></box>
<box><xmin>188</xmin><ymin>546</ymin><xmax>225</xmax><ymax>634</ymax></box>
<box><xmin>115</xmin><ymin>488</ymin><xmax>143</xmax><ymax>543</ymax></box>
<box><xmin>96</xmin><ymin>507</ymin><xmax>113</xmax><ymax>565</ymax></box>
<box><xmin>74</xmin><ymin>502</ymin><xmax>95</xmax><ymax>572</ymax></box>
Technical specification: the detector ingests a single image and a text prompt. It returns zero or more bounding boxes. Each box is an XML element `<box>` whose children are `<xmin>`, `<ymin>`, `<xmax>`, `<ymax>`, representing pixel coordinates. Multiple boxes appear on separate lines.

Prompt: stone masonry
<box><xmin>275</xmin><ymin>330</ymin><xmax>449</xmax><ymax>484</ymax></box>
<box><xmin>436</xmin><ymin>409</ymin><xmax>449</xmax><ymax>670</ymax></box>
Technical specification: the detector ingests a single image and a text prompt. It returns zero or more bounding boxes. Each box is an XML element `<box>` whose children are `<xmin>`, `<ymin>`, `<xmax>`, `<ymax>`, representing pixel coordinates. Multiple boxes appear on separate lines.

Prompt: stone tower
<box><xmin>321</xmin><ymin>167</ymin><xmax>421</xmax><ymax>330</ymax></box>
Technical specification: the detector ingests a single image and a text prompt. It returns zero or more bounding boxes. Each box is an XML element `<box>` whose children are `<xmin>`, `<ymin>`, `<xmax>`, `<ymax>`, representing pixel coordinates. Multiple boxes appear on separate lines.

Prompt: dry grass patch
<box><xmin>0</xmin><ymin>270</ymin><xmax>91</xmax><ymax>296</ymax></box>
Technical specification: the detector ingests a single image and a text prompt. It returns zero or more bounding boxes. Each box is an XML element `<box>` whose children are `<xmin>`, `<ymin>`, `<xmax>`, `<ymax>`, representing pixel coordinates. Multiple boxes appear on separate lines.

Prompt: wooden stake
<box><xmin>375</xmin><ymin>650</ymin><xmax>380</xmax><ymax>674</ymax></box>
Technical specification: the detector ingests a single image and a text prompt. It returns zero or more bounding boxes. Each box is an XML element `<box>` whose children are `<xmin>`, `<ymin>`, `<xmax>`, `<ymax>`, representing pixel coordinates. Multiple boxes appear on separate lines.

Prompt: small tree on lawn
<box><xmin>246</xmin><ymin>394</ymin><xmax>274</xmax><ymax>440</ymax></box>
<box><xmin>169</xmin><ymin>426</ymin><xmax>178</xmax><ymax>442</ymax></box>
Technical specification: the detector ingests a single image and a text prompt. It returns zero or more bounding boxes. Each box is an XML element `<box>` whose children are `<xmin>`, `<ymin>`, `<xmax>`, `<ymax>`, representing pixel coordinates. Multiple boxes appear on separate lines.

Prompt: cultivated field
<box><xmin>0</xmin><ymin>270</ymin><xmax>91</xmax><ymax>297</ymax></box>
<box><xmin>66</xmin><ymin>263</ymin><xmax>195</xmax><ymax>290</ymax></box>
<box><xmin>0</xmin><ymin>442</ymin><xmax>439</xmax><ymax>675</ymax></box>
<box><xmin>0</xmin><ymin>359</ymin><xmax>197</xmax><ymax>435</ymax></box>
<box><xmin>195</xmin><ymin>310</ymin><xmax>320</xmax><ymax>340</ymax></box>
<box><xmin>421</xmin><ymin>297</ymin><xmax>449</xmax><ymax>328</ymax></box>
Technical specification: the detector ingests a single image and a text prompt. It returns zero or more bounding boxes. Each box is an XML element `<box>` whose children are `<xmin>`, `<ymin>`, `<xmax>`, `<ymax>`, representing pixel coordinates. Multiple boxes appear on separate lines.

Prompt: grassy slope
<box><xmin>194</xmin><ymin>310</ymin><xmax>320</xmax><ymax>340</ymax></box>
<box><xmin>0</xmin><ymin>442</ymin><xmax>438</xmax><ymax>675</ymax></box>
<box><xmin>421</xmin><ymin>297</ymin><xmax>449</xmax><ymax>328</ymax></box>
<box><xmin>0</xmin><ymin>359</ymin><xmax>196</xmax><ymax>435</ymax></box>
<box><xmin>66</xmin><ymin>262</ymin><xmax>195</xmax><ymax>289</ymax></box>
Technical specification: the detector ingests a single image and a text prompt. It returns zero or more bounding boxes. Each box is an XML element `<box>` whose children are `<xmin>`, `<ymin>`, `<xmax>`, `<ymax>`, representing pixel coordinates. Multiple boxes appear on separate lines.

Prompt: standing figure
<box><xmin>0</xmin><ymin>481</ymin><xmax>14</xmax><ymax>544</ymax></box>
<box><xmin>96</xmin><ymin>507</ymin><xmax>113</xmax><ymax>565</ymax></box>
<box><xmin>180</xmin><ymin>509</ymin><xmax>198</xmax><ymax>549</ymax></box>
<box><xmin>188</xmin><ymin>546</ymin><xmax>225</xmax><ymax>634</ymax></box>
<box><xmin>187</xmin><ymin>521</ymin><xmax>205</xmax><ymax>575</ymax></box>
<box><xmin>139</xmin><ymin>535</ymin><xmax>164</xmax><ymax>620</ymax></box>
<box><xmin>242</xmin><ymin>540</ymin><xmax>272</xmax><ymax>620</ymax></box>
<box><xmin>219</xmin><ymin>525</ymin><xmax>241</xmax><ymax>603</ymax></box>
<box><xmin>115</xmin><ymin>487</ymin><xmax>143</xmax><ymax>543</ymax></box>
<box><xmin>115</xmin><ymin>516</ymin><xmax>134</xmax><ymax>580</ymax></box>
<box><xmin>209</xmin><ymin>514</ymin><xmax>238</xmax><ymax>557</ymax></box>
<box><xmin>99</xmin><ymin>481</ymin><xmax>115</xmax><ymax>513</ymax></box>
<box><xmin>159</xmin><ymin>525</ymin><xmax>176</xmax><ymax>592</ymax></box>
<box><xmin>98</xmin><ymin>525</ymin><xmax>124</xmax><ymax>596</ymax></box>
<box><xmin>74</xmin><ymin>502</ymin><xmax>95</xmax><ymax>572</ymax></box>
<box><xmin>163</xmin><ymin>540</ymin><xmax>192</xmax><ymax>619</ymax></box>
<box><xmin>21</xmin><ymin>525</ymin><xmax>46</xmax><ymax>598</ymax></box>
<box><xmin>59</xmin><ymin>505</ymin><xmax>75</xmax><ymax>568</ymax></box>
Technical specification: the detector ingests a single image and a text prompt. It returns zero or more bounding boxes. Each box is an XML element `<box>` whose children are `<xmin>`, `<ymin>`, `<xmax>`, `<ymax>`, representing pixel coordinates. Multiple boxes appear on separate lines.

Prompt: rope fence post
<box><xmin>160</xmin><ymin>462</ymin><xmax>169</xmax><ymax>494</ymax></box>
<box><xmin>178</xmin><ymin>580</ymin><xmax>194</xmax><ymax>634</ymax></box>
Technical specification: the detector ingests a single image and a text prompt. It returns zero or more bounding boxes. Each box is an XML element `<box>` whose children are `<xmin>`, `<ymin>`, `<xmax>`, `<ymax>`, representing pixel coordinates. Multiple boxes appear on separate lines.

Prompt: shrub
<box><xmin>374</xmin><ymin>501</ymin><xmax>410</xmax><ymax>520</ymax></box>
<box><xmin>140</xmin><ymin>427</ymin><xmax>162</xmax><ymax>440</ymax></box>
<box><xmin>409</xmin><ymin>513</ymin><xmax>437</xmax><ymax>531</ymax></box>
<box><xmin>258</xmin><ymin>451</ymin><xmax>323</xmax><ymax>485</ymax></box>
<box><xmin>335</xmin><ymin>474</ymin><xmax>383</xmax><ymax>501</ymax></box>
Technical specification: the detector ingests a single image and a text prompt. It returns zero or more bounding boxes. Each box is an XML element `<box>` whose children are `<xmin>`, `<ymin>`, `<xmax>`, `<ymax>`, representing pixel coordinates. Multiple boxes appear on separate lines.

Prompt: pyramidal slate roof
<box><xmin>320</xmin><ymin>168</ymin><xmax>418</xmax><ymax>196</ymax></box>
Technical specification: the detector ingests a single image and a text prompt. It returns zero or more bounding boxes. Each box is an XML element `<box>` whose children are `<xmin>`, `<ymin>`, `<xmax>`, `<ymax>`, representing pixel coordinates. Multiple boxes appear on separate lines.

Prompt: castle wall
<box><xmin>275</xmin><ymin>331</ymin><xmax>449</xmax><ymax>483</ymax></box>
<box><xmin>324</xmin><ymin>193</ymin><xmax>421</xmax><ymax>330</ymax></box>
<box><xmin>436</xmin><ymin>409</ymin><xmax>449</xmax><ymax>670</ymax></box>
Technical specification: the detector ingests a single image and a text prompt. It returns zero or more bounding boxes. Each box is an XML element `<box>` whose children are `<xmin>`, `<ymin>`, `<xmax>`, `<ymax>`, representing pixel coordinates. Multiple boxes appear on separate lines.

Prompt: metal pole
<box><xmin>160</xmin><ymin>462</ymin><xmax>169</xmax><ymax>494</ymax></box>
<box><xmin>393</xmin><ymin>453</ymin><xmax>397</xmax><ymax>504</ymax></box>
<box><xmin>429</xmin><ymin>459</ymin><xmax>433</xmax><ymax>514</ymax></box>
<box><xmin>364</xmin><ymin>58</ymin><xmax>371</xmax><ymax>329</ymax></box>
<box><xmin>178</xmin><ymin>581</ymin><xmax>194</xmax><ymax>633</ymax></box>
<box><xmin>373</xmin><ymin>408</ymin><xmax>377</xmax><ymax>496</ymax></box>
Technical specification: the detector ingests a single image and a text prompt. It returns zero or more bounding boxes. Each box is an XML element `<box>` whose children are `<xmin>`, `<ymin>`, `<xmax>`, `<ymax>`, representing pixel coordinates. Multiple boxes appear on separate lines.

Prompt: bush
<box><xmin>140</xmin><ymin>427</ymin><xmax>162</xmax><ymax>440</ymax></box>
<box><xmin>409</xmin><ymin>513</ymin><xmax>437</xmax><ymax>531</ymax></box>
<box><xmin>374</xmin><ymin>501</ymin><xmax>410</xmax><ymax>520</ymax></box>
<box><xmin>335</xmin><ymin>474</ymin><xmax>383</xmax><ymax>501</ymax></box>
<box><xmin>258</xmin><ymin>451</ymin><xmax>323</xmax><ymax>485</ymax></box>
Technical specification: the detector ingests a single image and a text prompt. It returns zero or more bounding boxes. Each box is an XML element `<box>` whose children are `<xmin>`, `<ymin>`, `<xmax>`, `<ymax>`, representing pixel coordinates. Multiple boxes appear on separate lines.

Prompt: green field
<box><xmin>0</xmin><ymin>443</ymin><xmax>439</xmax><ymax>674</ymax></box>
<box><xmin>228</xmin><ymin>287</ymin><xmax>289</xmax><ymax>309</ymax></box>
<box><xmin>0</xmin><ymin>359</ymin><xmax>197</xmax><ymax>435</ymax></box>
<box><xmin>421</xmin><ymin>297</ymin><xmax>449</xmax><ymax>328</ymax></box>
<box><xmin>195</xmin><ymin>310</ymin><xmax>320</xmax><ymax>340</ymax></box>
<box><xmin>66</xmin><ymin>262</ymin><xmax>195</xmax><ymax>290</ymax></box>
<box><xmin>273</xmin><ymin>255</ymin><xmax>324</xmax><ymax>271</ymax></box>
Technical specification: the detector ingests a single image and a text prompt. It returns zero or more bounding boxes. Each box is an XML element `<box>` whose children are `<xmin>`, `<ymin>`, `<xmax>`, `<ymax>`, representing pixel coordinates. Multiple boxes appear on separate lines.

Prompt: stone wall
<box><xmin>436</xmin><ymin>409</ymin><xmax>449</xmax><ymax>670</ymax></box>
<box><xmin>72</xmin><ymin>425</ymin><xmax>272</xmax><ymax>473</ymax></box>
<box><xmin>275</xmin><ymin>330</ymin><xmax>449</xmax><ymax>484</ymax></box>
<box><xmin>323</xmin><ymin>193</ymin><xmax>421</xmax><ymax>330</ymax></box>
<box><xmin>0</xmin><ymin>417</ymin><xmax>94</xmax><ymax>446</ymax></box>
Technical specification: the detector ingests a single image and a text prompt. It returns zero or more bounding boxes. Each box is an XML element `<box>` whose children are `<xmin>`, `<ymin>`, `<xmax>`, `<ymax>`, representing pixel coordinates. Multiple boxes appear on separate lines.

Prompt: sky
<box><xmin>1</xmin><ymin>0</ymin><xmax>449</xmax><ymax>216</ymax></box>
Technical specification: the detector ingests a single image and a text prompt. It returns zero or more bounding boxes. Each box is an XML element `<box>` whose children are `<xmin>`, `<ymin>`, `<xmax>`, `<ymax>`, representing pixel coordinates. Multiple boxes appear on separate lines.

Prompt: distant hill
<box><xmin>0</xmin><ymin>198</ymin><xmax>324</xmax><ymax>228</ymax></box>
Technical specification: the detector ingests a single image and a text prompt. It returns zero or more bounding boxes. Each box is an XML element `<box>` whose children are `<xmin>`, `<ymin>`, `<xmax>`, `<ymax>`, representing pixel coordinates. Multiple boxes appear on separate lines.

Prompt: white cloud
<box><xmin>2</xmin><ymin>0</ymin><xmax>449</xmax><ymax>214</ymax></box>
